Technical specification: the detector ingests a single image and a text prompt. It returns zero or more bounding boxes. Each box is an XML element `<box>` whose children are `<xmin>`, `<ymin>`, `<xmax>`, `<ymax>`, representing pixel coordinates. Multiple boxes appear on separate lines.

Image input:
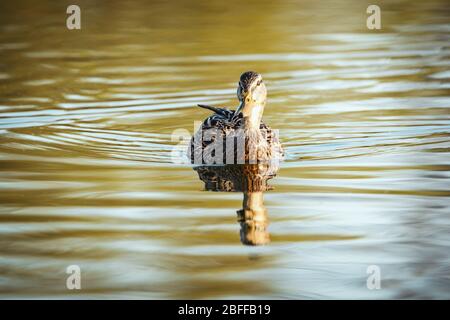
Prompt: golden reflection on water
<box><xmin>195</xmin><ymin>163</ymin><xmax>279</xmax><ymax>245</ymax></box>
<box><xmin>0</xmin><ymin>0</ymin><xmax>449</xmax><ymax>298</ymax></box>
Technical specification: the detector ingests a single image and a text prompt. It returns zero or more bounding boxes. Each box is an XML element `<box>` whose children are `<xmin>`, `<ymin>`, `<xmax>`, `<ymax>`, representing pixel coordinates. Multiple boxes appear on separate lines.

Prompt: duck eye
<box><xmin>257</xmin><ymin>80</ymin><xmax>262</xmax><ymax>86</ymax></box>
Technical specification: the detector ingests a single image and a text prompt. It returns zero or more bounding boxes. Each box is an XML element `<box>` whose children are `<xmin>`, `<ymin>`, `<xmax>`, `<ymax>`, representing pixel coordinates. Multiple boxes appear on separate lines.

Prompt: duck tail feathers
<box><xmin>197</xmin><ymin>104</ymin><xmax>227</xmax><ymax>115</ymax></box>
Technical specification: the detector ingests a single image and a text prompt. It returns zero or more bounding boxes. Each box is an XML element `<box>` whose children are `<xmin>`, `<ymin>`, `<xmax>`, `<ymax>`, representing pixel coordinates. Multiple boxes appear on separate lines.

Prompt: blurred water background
<box><xmin>0</xmin><ymin>0</ymin><xmax>449</xmax><ymax>298</ymax></box>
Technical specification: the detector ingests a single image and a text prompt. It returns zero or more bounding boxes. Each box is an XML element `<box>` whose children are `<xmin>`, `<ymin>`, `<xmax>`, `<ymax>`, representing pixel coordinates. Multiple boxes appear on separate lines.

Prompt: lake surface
<box><xmin>0</xmin><ymin>0</ymin><xmax>449</xmax><ymax>299</ymax></box>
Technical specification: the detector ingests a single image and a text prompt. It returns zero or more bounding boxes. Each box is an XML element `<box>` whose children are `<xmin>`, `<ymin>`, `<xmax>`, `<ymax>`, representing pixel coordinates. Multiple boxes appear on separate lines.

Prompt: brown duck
<box><xmin>190</xmin><ymin>71</ymin><xmax>283</xmax><ymax>165</ymax></box>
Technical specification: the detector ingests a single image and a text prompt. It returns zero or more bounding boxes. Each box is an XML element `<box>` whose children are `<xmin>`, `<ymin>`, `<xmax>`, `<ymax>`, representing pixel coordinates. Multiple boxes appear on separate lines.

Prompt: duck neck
<box><xmin>241</xmin><ymin>102</ymin><xmax>265</xmax><ymax>130</ymax></box>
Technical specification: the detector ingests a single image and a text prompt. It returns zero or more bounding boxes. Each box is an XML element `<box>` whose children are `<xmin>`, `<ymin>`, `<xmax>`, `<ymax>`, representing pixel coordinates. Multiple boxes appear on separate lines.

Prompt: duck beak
<box><xmin>236</xmin><ymin>100</ymin><xmax>245</xmax><ymax>114</ymax></box>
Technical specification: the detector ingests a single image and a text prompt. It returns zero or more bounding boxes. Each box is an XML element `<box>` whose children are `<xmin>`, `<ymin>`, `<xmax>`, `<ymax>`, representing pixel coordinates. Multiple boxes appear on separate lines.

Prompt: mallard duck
<box><xmin>189</xmin><ymin>71</ymin><xmax>283</xmax><ymax>165</ymax></box>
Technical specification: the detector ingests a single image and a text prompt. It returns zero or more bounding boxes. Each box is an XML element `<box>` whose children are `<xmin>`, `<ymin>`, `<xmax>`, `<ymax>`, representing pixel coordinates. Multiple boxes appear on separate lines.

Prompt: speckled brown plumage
<box><xmin>188</xmin><ymin>71</ymin><xmax>284</xmax><ymax>165</ymax></box>
<box><xmin>189</xmin><ymin>107</ymin><xmax>283</xmax><ymax>164</ymax></box>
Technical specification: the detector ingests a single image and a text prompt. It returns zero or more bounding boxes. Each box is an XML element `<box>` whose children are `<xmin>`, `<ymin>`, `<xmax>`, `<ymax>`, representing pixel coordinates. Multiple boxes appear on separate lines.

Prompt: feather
<box><xmin>197</xmin><ymin>104</ymin><xmax>230</xmax><ymax>117</ymax></box>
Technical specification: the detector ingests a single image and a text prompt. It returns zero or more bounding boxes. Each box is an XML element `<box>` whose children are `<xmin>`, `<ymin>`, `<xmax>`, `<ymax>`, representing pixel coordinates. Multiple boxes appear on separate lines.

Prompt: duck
<box><xmin>189</xmin><ymin>71</ymin><xmax>283</xmax><ymax>165</ymax></box>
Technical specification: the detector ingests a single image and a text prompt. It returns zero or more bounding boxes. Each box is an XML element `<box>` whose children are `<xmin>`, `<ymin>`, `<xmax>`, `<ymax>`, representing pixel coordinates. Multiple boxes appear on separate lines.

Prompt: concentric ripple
<box><xmin>0</xmin><ymin>0</ymin><xmax>449</xmax><ymax>299</ymax></box>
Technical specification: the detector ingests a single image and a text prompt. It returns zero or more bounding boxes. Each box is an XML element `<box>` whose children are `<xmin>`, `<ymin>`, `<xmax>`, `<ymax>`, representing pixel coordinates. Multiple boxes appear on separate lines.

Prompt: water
<box><xmin>0</xmin><ymin>0</ymin><xmax>449</xmax><ymax>299</ymax></box>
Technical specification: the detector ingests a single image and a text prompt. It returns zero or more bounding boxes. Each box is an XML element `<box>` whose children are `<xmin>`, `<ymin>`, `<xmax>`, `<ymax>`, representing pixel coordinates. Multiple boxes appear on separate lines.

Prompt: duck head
<box><xmin>236</xmin><ymin>71</ymin><xmax>267</xmax><ymax>129</ymax></box>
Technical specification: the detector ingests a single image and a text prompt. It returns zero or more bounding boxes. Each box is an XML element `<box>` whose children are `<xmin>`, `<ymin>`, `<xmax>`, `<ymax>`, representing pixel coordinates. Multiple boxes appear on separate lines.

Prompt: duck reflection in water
<box><xmin>194</xmin><ymin>163</ymin><xmax>279</xmax><ymax>246</ymax></box>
